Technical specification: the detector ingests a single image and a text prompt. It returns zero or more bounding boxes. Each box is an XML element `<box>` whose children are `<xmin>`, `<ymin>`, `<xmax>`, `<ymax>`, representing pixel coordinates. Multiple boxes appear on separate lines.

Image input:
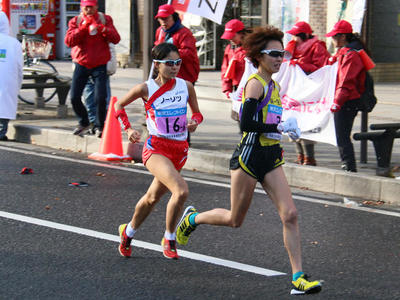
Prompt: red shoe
<box><xmin>296</xmin><ymin>154</ymin><xmax>304</xmax><ymax>165</ymax></box>
<box><xmin>161</xmin><ymin>238</ymin><xmax>179</xmax><ymax>259</ymax></box>
<box><xmin>118</xmin><ymin>224</ymin><xmax>132</xmax><ymax>257</ymax></box>
<box><xmin>303</xmin><ymin>157</ymin><xmax>317</xmax><ymax>166</ymax></box>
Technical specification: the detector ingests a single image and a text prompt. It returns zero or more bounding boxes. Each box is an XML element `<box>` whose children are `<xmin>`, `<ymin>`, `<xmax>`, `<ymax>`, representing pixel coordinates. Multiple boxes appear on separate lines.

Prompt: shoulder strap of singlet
<box><xmin>239</xmin><ymin>74</ymin><xmax>274</xmax><ymax>119</ymax></box>
<box><xmin>145</xmin><ymin>78</ymin><xmax>176</xmax><ymax>111</ymax></box>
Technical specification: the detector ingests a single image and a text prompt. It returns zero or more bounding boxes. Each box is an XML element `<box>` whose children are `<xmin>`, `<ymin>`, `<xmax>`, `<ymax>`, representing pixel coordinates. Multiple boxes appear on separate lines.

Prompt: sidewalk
<box><xmin>6</xmin><ymin>61</ymin><xmax>400</xmax><ymax>205</ymax></box>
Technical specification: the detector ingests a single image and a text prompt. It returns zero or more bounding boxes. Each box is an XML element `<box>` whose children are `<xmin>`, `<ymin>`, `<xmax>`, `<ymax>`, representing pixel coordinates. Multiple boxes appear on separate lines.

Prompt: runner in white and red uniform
<box><xmin>114</xmin><ymin>43</ymin><xmax>203</xmax><ymax>260</ymax></box>
<box><xmin>142</xmin><ymin>77</ymin><xmax>190</xmax><ymax>169</ymax></box>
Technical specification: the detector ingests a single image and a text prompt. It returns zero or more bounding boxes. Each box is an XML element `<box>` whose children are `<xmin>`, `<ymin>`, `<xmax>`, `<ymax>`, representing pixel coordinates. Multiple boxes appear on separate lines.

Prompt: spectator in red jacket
<box><xmin>220</xmin><ymin>19</ymin><xmax>249</xmax><ymax>123</ymax></box>
<box><xmin>65</xmin><ymin>0</ymin><xmax>120</xmax><ymax>137</ymax></box>
<box><xmin>285</xmin><ymin>21</ymin><xmax>331</xmax><ymax>166</ymax></box>
<box><xmin>326</xmin><ymin>20</ymin><xmax>367</xmax><ymax>172</ymax></box>
<box><xmin>154</xmin><ymin>4</ymin><xmax>199</xmax><ymax>84</ymax></box>
<box><xmin>221</xmin><ymin>19</ymin><xmax>247</xmax><ymax>98</ymax></box>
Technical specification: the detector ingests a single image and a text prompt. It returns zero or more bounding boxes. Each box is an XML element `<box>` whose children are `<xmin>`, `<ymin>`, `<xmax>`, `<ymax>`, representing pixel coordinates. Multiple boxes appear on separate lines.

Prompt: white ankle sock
<box><xmin>164</xmin><ymin>231</ymin><xmax>176</xmax><ymax>240</ymax></box>
<box><xmin>125</xmin><ymin>222</ymin><xmax>136</xmax><ymax>238</ymax></box>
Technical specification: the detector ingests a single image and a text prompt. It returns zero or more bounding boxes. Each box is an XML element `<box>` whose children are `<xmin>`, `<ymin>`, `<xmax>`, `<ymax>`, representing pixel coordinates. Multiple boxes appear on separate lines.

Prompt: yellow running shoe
<box><xmin>291</xmin><ymin>274</ymin><xmax>322</xmax><ymax>295</ymax></box>
<box><xmin>176</xmin><ymin>206</ymin><xmax>197</xmax><ymax>245</ymax></box>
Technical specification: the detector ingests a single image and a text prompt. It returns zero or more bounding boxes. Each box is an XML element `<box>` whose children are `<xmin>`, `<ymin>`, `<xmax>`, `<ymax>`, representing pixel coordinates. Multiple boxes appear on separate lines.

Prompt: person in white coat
<box><xmin>0</xmin><ymin>12</ymin><xmax>23</xmax><ymax>141</ymax></box>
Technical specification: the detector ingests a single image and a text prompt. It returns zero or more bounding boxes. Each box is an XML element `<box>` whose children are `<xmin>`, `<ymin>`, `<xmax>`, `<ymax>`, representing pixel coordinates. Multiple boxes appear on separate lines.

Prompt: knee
<box><xmin>281</xmin><ymin>208</ymin><xmax>298</xmax><ymax>226</ymax></box>
<box><xmin>228</xmin><ymin>214</ymin><xmax>244</xmax><ymax>228</ymax></box>
<box><xmin>229</xmin><ymin>220</ymin><xmax>243</xmax><ymax>228</ymax></box>
<box><xmin>173</xmin><ymin>185</ymin><xmax>189</xmax><ymax>203</ymax></box>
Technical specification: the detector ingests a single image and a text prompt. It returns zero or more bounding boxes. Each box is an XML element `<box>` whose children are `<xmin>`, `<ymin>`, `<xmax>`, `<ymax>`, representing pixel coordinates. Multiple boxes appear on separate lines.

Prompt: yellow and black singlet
<box><xmin>239</xmin><ymin>73</ymin><xmax>283</xmax><ymax>147</ymax></box>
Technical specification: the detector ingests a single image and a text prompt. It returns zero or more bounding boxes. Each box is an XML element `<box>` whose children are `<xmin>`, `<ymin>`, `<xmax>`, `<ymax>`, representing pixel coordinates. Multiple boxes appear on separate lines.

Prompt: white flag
<box><xmin>172</xmin><ymin>0</ymin><xmax>228</xmax><ymax>24</ymax></box>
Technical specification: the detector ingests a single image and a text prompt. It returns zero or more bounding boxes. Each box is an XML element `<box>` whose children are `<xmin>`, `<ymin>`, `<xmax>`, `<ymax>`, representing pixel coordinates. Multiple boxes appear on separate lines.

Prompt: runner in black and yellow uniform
<box><xmin>230</xmin><ymin>73</ymin><xmax>285</xmax><ymax>181</ymax></box>
<box><xmin>176</xmin><ymin>26</ymin><xmax>322</xmax><ymax>295</ymax></box>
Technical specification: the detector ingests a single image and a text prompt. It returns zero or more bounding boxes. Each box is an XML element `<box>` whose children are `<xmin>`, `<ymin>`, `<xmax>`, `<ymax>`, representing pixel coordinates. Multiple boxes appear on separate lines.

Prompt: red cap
<box><xmin>221</xmin><ymin>19</ymin><xmax>245</xmax><ymax>40</ymax></box>
<box><xmin>286</xmin><ymin>21</ymin><xmax>313</xmax><ymax>35</ymax></box>
<box><xmin>81</xmin><ymin>0</ymin><xmax>97</xmax><ymax>6</ymax></box>
<box><xmin>155</xmin><ymin>4</ymin><xmax>175</xmax><ymax>19</ymax></box>
<box><xmin>326</xmin><ymin>20</ymin><xmax>353</xmax><ymax>37</ymax></box>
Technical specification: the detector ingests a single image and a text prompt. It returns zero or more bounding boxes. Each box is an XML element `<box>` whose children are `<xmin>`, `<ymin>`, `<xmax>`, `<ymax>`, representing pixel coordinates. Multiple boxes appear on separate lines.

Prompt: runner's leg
<box><xmin>261</xmin><ymin>166</ymin><xmax>302</xmax><ymax>274</ymax></box>
<box><xmin>145</xmin><ymin>154</ymin><xmax>189</xmax><ymax>233</ymax></box>
<box><xmin>130</xmin><ymin>176</ymin><xmax>169</xmax><ymax>229</ymax></box>
<box><xmin>195</xmin><ymin>168</ymin><xmax>257</xmax><ymax>227</ymax></box>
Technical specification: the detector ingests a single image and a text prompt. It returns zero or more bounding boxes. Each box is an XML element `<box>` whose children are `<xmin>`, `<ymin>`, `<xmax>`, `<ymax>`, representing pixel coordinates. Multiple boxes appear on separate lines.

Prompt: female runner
<box><xmin>115</xmin><ymin>43</ymin><xmax>203</xmax><ymax>259</ymax></box>
<box><xmin>176</xmin><ymin>26</ymin><xmax>322</xmax><ymax>294</ymax></box>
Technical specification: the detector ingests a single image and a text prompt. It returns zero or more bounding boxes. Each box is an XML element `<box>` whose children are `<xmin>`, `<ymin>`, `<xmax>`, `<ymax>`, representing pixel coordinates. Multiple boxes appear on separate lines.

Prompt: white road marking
<box><xmin>0</xmin><ymin>210</ymin><xmax>285</xmax><ymax>277</ymax></box>
<box><xmin>1</xmin><ymin>145</ymin><xmax>399</xmax><ymax>218</ymax></box>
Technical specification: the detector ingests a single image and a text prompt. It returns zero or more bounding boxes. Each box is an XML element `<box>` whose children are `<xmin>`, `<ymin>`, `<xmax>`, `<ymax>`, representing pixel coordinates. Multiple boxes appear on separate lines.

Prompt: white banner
<box><xmin>172</xmin><ymin>0</ymin><xmax>228</xmax><ymax>24</ymax></box>
<box><xmin>230</xmin><ymin>60</ymin><xmax>338</xmax><ymax>146</ymax></box>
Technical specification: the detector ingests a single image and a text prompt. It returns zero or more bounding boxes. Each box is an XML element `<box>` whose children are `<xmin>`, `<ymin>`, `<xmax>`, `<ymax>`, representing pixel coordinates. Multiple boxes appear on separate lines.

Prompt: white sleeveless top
<box><xmin>145</xmin><ymin>78</ymin><xmax>189</xmax><ymax>141</ymax></box>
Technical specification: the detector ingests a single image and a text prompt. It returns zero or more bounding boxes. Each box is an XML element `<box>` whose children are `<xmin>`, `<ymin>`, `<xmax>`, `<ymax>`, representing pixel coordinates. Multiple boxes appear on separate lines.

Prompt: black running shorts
<box><xmin>230</xmin><ymin>141</ymin><xmax>284</xmax><ymax>182</ymax></box>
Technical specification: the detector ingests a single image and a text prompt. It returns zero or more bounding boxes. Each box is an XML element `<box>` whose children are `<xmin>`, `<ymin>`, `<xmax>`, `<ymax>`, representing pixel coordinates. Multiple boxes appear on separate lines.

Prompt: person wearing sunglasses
<box><xmin>115</xmin><ymin>43</ymin><xmax>203</xmax><ymax>260</ymax></box>
<box><xmin>154</xmin><ymin>4</ymin><xmax>200</xmax><ymax>146</ymax></box>
<box><xmin>176</xmin><ymin>26</ymin><xmax>322</xmax><ymax>295</ymax></box>
<box><xmin>285</xmin><ymin>21</ymin><xmax>331</xmax><ymax>167</ymax></box>
<box><xmin>325</xmin><ymin>20</ymin><xmax>368</xmax><ymax>173</ymax></box>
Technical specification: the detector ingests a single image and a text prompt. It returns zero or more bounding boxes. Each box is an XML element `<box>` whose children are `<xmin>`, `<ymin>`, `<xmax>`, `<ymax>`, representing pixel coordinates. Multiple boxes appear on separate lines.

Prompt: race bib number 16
<box><xmin>155</xmin><ymin>107</ymin><xmax>187</xmax><ymax>134</ymax></box>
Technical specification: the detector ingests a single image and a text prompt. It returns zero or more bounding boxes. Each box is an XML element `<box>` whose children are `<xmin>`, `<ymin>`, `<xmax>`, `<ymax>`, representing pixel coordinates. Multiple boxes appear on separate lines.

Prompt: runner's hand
<box><xmin>277</xmin><ymin>117</ymin><xmax>298</xmax><ymax>133</ymax></box>
<box><xmin>126</xmin><ymin>128</ymin><xmax>141</xmax><ymax>143</ymax></box>
<box><xmin>287</xmin><ymin>127</ymin><xmax>301</xmax><ymax>140</ymax></box>
<box><xmin>187</xmin><ymin>119</ymin><xmax>198</xmax><ymax>133</ymax></box>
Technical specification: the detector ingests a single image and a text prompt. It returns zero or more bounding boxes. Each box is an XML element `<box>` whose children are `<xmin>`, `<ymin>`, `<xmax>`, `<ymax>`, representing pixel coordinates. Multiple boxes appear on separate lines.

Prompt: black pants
<box><xmin>334</xmin><ymin>101</ymin><xmax>359</xmax><ymax>171</ymax></box>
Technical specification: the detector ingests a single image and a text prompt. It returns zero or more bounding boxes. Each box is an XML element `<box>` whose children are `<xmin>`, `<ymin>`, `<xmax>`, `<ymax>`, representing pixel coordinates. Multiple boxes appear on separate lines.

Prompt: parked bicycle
<box><xmin>18</xmin><ymin>35</ymin><xmax>58</xmax><ymax>105</ymax></box>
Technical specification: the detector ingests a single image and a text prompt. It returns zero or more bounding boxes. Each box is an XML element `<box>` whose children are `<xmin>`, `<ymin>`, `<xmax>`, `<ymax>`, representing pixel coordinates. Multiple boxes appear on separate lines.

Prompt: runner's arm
<box><xmin>115</xmin><ymin>82</ymin><xmax>148</xmax><ymax>110</ymax></box>
<box><xmin>240</xmin><ymin>79</ymin><xmax>279</xmax><ymax>133</ymax></box>
<box><xmin>186</xmin><ymin>81</ymin><xmax>202</xmax><ymax>132</ymax></box>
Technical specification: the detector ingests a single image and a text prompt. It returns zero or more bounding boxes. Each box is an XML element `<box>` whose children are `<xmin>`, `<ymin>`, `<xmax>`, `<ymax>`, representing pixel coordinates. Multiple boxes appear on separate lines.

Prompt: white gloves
<box><xmin>287</xmin><ymin>127</ymin><xmax>301</xmax><ymax>140</ymax></box>
<box><xmin>277</xmin><ymin>117</ymin><xmax>301</xmax><ymax>140</ymax></box>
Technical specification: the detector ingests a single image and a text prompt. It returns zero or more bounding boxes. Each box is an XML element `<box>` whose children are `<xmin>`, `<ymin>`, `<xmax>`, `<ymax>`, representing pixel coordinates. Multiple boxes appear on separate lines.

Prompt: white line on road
<box><xmin>0</xmin><ymin>210</ymin><xmax>285</xmax><ymax>277</ymax></box>
<box><xmin>1</xmin><ymin>145</ymin><xmax>400</xmax><ymax>218</ymax></box>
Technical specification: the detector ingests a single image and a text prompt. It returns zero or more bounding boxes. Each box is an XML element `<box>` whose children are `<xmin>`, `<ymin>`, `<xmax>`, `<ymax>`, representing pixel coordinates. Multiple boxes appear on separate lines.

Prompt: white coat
<box><xmin>0</xmin><ymin>12</ymin><xmax>23</xmax><ymax>120</ymax></box>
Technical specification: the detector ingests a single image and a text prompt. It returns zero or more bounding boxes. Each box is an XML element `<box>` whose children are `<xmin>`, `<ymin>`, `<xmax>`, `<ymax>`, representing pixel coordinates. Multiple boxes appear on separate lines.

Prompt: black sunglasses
<box><xmin>153</xmin><ymin>59</ymin><xmax>182</xmax><ymax>66</ymax></box>
<box><xmin>260</xmin><ymin>49</ymin><xmax>287</xmax><ymax>58</ymax></box>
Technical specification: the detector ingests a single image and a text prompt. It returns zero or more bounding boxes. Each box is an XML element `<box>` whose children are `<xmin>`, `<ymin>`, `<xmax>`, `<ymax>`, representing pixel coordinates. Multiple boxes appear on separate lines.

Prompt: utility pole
<box><xmin>142</xmin><ymin>0</ymin><xmax>165</xmax><ymax>81</ymax></box>
<box><xmin>261</xmin><ymin>0</ymin><xmax>268</xmax><ymax>26</ymax></box>
<box><xmin>142</xmin><ymin>1</ymin><xmax>154</xmax><ymax>81</ymax></box>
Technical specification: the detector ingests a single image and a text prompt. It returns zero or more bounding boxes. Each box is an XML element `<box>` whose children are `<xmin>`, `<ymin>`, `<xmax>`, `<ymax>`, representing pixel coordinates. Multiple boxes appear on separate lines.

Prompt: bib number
<box><xmin>264</xmin><ymin>104</ymin><xmax>282</xmax><ymax>140</ymax></box>
<box><xmin>155</xmin><ymin>107</ymin><xmax>187</xmax><ymax>136</ymax></box>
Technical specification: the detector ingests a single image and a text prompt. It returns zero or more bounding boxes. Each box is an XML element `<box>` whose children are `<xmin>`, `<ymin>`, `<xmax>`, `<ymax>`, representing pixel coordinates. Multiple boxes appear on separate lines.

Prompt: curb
<box><xmin>8</xmin><ymin>123</ymin><xmax>400</xmax><ymax>206</ymax></box>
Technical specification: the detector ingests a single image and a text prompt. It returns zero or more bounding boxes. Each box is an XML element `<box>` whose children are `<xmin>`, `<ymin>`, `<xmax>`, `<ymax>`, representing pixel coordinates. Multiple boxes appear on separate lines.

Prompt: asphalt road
<box><xmin>0</xmin><ymin>142</ymin><xmax>399</xmax><ymax>299</ymax></box>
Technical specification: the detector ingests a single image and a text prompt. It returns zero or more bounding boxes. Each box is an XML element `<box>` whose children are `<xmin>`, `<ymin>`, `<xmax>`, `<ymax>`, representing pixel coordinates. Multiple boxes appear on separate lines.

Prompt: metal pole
<box><xmin>360</xmin><ymin>111</ymin><xmax>368</xmax><ymax>163</ymax></box>
<box><xmin>360</xmin><ymin>0</ymin><xmax>370</xmax><ymax>164</ymax></box>
<box><xmin>142</xmin><ymin>1</ymin><xmax>153</xmax><ymax>81</ymax></box>
<box><xmin>261</xmin><ymin>0</ymin><xmax>268</xmax><ymax>26</ymax></box>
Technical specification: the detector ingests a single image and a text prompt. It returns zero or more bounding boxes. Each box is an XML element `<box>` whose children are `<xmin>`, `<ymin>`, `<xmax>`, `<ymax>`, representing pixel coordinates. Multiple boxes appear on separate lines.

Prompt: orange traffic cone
<box><xmin>88</xmin><ymin>96</ymin><xmax>132</xmax><ymax>162</ymax></box>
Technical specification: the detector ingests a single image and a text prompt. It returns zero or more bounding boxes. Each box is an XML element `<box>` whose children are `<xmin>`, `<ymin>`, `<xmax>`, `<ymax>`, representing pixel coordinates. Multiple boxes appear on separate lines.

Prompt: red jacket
<box><xmin>221</xmin><ymin>44</ymin><xmax>246</xmax><ymax>93</ymax></box>
<box><xmin>326</xmin><ymin>47</ymin><xmax>366</xmax><ymax>107</ymax></box>
<box><xmin>155</xmin><ymin>26</ymin><xmax>199</xmax><ymax>84</ymax></box>
<box><xmin>65</xmin><ymin>12</ymin><xmax>120</xmax><ymax>69</ymax></box>
<box><xmin>286</xmin><ymin>37</ymin><xmax>330</xmax><ymax>74</ymax></box>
